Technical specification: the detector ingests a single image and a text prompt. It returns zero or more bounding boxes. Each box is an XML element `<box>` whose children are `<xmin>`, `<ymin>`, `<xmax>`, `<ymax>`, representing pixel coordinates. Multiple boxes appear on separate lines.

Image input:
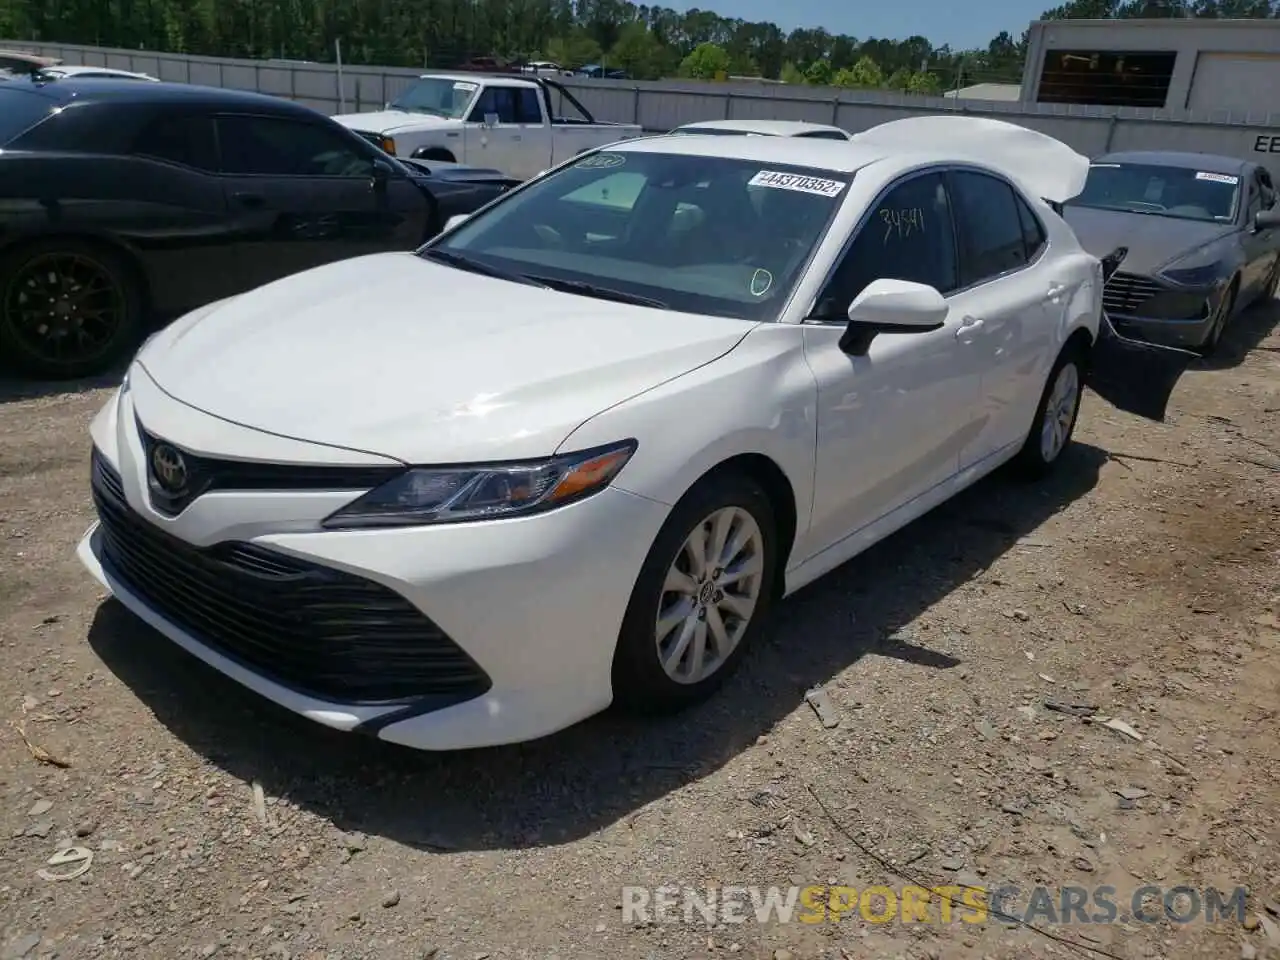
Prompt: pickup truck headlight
<box><xmin>321</xmin><ymin>440</ymin><xmax>637</xmax><ymax>529</ymax></box>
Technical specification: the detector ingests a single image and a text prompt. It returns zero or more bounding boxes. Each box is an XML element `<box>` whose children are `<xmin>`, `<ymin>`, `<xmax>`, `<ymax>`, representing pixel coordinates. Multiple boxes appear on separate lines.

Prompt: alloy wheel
<box><xmin>1039</xmin><ymin>361</ymin><xmax>1079</xmax><ymax>464</ymax></box>
<box><xmin>654</xmin><ymin>506</ymin><xmax>765</xmax><ymax>685</ymax></box>
<box><xmin>4</xmin><ymin>253</ymin><xmax>126</xmax><ymax>367</ymax></box>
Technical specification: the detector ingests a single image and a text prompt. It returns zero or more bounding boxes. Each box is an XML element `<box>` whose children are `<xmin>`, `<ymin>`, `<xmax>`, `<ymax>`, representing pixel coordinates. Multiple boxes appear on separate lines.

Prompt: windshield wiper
<box><xmin>420</xmin><ymin>249</ymin><xmax>547</xmax><ymax>287</ymax></box>
<box><xmin>526</xmin><ymin>275</ymin><xmax>668</xmax><ymax>309</ymax></box>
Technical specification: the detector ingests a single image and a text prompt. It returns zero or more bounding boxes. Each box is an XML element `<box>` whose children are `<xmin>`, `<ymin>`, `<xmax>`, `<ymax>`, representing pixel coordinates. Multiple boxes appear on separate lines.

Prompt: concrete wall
<box><xmin>8</xmin><ymin>39</ymin><xmax>1280</xmax><ymax>170</ymax></box>
<box><xmin>1022</xmin><ymin>18</ymin><xmax>1280</xmax><ymax>112</ymax></box>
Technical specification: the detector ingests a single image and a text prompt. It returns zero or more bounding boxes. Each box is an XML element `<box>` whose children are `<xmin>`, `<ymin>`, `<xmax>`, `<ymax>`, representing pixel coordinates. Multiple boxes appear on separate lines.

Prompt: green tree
<box><xmin>679</xmin><ymin>41</ymin><xmax>730</xmax><ymax>79</ymax></box>
<box><xmin>803</xmin><ymin>59</ymin><xmax>832</xmax><ymax>85</ymax></box>
<box><xmin>847</xmin><ymin>55</ymin><xmax>884</xmax><ymax>87</ymax></box>
<box><xmin>608</xmin><ymin>21</ymin><xmax>666</xmax><ymax>79</ymax></box>
<box><xmin>780</xmin><ymin>61</ymin><xmax>805</xmax><ymax>84</ymax></box>
<box><xmin>885</xmin><ymin>67</ymin><xmax>911</xmax><ymax>90</ymax></box>
<box><xmin>906</xmin><ymin>70</ymin><xmax>942</xmax><ymax>94</ymax></box>
<box><xmin>545</xmin><ymin>29</ymin><xmax>602</xmax><ymax>70</ymax></box>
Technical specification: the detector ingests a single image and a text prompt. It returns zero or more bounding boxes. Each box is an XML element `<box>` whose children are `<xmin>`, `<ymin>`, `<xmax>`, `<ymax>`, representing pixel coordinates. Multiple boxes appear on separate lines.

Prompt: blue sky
<box><xmin>673</xmin><ymin>0</ymin><xmax>1049</xmax><ymax>50</ymax></box>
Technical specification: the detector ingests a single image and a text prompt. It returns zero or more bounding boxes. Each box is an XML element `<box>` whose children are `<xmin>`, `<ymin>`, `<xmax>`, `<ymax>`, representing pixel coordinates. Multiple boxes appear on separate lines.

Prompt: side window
<box><xmin>1015</xmin><ymin>194</ymin><xmax>1047</xmax><ymax>261</ymax></box>
<box><xmin>468</xmin><ymin>87</ymin><xmax>521</xmax><ymax>124</ymax></box>
<box><xmin>133</xmin><ymin>115</ymin><xmax>218</xmax><ymax>171</ymax></box>
<box><xmin>1259</xmin><ymin>169</ymin><xmax>1276</xmax><ymax>209</ymax></box>
<box><xmin>949</xmin><ymin>170</ymin><xmax>1030</xmax><ymax>285</ymax></box>
<box><xmin>817</xmin><ymin>172</ymin><xmax>957</xmax><ymax>311</ymax></box>
<box><xmin>217</xmin><ymin>116</ymin><xmax>375</xmax><ymax>177</ymax></box>
<box><xmin>516</xmin><ymin>88</ymin><xmax>543</xmax><ymax>124</ymax></box>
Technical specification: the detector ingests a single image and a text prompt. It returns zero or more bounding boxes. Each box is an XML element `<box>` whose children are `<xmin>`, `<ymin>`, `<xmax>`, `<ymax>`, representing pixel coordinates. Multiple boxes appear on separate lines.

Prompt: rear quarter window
<box><xmin>0</xmin><ymin>87</ymin><xmax>58</xmax><ymax>146</ymax></box>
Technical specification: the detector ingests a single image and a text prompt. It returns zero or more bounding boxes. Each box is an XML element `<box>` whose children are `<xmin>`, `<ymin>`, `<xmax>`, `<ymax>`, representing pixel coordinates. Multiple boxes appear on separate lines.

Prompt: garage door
<box><xmin>1187</xmin><ymin>52</ymin><xmax>1280</xmax><ymax>112</ymax></box>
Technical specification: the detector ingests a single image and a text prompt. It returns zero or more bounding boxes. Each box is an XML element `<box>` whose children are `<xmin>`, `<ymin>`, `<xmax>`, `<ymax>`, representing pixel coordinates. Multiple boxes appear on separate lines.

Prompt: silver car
<box><xmin>1062</xmin><ymin>150</ymin><xmax>1280</xmax><ymax>354</ymax></box>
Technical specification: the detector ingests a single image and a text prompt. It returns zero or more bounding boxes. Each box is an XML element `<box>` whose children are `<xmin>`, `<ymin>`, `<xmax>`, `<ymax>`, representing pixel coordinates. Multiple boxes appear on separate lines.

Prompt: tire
<box><xmin>412</xmin><ymin>147</ymin><xmax>456</xmax><ymax>163</ymax></box>
<box><xmin>612</xmin><ymin>471</ymin><xmax>778</xmax><ymax>714</ymax></box>
<box><xmin>1011</xmin><ymin>340</ymin><xmax>1087</xmax><ymax>480</ymax></box>
<box><xmin>1196</xmin><ymin>281</ymin><xmax>1237</xmax><ymax>358</ymax></box>
<box><xmin>0</xmin><ymin>239</ymin><xmax>144</xmax><ymax>380</ymax></box>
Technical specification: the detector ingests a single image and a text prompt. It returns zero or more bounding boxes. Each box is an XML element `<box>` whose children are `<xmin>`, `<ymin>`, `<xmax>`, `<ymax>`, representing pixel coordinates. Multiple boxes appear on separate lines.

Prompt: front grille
<box><xmin>1103</xmin><ymin>271</ymin><xmax>1162</xmax><ymax>316</ymax></box>
<box><xmin>137</xmin><ymin>418</ymin><xmax>402</xmax><ymax>516</ymax></box>
<box><xmin>91</xmin><ymin>449</ymin><xmax>491</xmax><ymax>705</ymax></box>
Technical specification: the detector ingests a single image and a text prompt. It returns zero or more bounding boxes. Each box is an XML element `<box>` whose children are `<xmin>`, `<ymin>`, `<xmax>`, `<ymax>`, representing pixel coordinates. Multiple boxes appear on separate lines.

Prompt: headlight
<box><xmin>1159</xmin><ymin>260</ymin><xmax>1225</xmax><ymax>287</ymax></box>
<box><xmin>380</xmin><ymin>136</ymin><xmax>397</xmax><ymax>155</ymax></box>
<box><xmin>321</xmin><ymin>439</ymin><xmax>637</xmax><ymax>529</ymax></box>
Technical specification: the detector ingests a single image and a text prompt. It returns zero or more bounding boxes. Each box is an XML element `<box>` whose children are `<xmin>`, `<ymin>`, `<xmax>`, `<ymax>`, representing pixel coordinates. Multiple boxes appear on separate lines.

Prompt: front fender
<box><xmin>556</xmin><ymin>323</ymin><xmax>817</xmax><ymax>555</ymax></box>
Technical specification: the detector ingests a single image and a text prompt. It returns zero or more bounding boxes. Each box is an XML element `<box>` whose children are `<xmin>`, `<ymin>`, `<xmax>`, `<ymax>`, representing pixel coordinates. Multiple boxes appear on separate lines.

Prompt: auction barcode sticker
<box><xmin>1195</xmin><ymin>171</ymin><xmax>1239</xmax><ymax>184</ymax></box>
<box><xmin>748</xmin><ymin>170</ymin><xmax>846</xmax><ymax>197</ymax></box>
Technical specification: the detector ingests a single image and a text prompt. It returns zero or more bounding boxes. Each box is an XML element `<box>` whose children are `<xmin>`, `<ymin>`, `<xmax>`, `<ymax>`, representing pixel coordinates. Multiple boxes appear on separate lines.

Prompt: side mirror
<box><xmin>839</xmin><ymin>279</ymin><xmax>949</xmax><ymax>356</ymax></box>
<box><xmin>444</xmin><ymin>213</ymin><xmax>471</xmax><ymax>232</ymax></box>
<box><xmin>1254</xmin><ymin>208</ymin><xmax>1280</xmax><ymax>231</ymax></box>
<box><xmin>483</xmin><ymin>112</ymin><xmax>500</xmax><ymax>128</ymax></box>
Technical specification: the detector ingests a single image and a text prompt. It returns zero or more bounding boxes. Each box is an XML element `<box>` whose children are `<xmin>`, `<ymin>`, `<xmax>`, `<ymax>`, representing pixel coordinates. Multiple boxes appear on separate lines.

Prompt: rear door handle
<box><xmin>232</xmin><ymin>192</ymin><xmax>266</xmax><ymax>208</ymax></box>
<box><xmin>956</xmin><ymin>316</ymin><xmax>984</xmax><ymax>339</ymax></box>
<box><xmin>1047</xmin><ymin>282</ymin><xmax>1068</xmax><ymax>300</ymax></box>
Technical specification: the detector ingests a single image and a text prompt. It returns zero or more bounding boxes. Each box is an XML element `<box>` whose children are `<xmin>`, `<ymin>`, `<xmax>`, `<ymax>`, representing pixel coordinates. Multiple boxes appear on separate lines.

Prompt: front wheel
<box><xmin>1012</xmin><ymin>342</ymin><xmax>1086</xmax><ymax>480</ymax></box>
<box><xmin>612</xmin><ymin>472</ymin><xmax>778</xmax><ymax>714</ymax></box>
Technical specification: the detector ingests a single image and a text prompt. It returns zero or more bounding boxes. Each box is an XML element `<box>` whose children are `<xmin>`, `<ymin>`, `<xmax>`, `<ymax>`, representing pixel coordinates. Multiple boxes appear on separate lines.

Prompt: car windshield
<box><xmin>0</xmin><ymin>86</ymin><xmax>55</xmax><ymax>145</ymax></box>
<box><xmin>388</xmin><ymin>77</ymin><xmax>477</xmax><ymax>118</ymax></box>
<box><xmin>424</xmin><ymin>150</ymin><xmax>850</xmax><ymax>321</ymax></box>
<box><xmin>1066</xmin><ymin>162</ymin><xmax>1239</xmax><ymax>223</ymax></box>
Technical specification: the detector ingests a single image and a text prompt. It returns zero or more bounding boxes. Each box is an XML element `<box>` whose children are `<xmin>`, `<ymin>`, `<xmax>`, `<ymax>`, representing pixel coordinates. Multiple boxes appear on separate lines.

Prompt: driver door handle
<box><xmin>956</xmin><ymin>315</ymin><xmax>984</xmax><ymax>339</ymax></box>
<box><xmin>1047</xmin><ymin>282</ymin><xmax>1068</xmax><ymax>301</ymax></box>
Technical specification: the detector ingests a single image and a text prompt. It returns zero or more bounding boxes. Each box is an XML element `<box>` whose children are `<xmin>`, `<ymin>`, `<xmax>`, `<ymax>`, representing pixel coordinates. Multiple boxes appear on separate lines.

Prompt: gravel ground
<box><xmin>1</xmin><ymin>306</ymin><xmax>1278</xmax><ymax>960</ymax></box>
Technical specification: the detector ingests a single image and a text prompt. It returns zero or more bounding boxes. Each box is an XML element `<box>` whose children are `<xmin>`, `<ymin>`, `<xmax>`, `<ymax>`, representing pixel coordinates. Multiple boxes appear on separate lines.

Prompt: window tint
<box><xmin>217</xmin><ymin>116</ymin><xmax>375</xmax><ymax>177</ymax></box>
<box><xmin>468</xmin><ymin>86</ymin><xmax>542</xmax><ymax>124</ymax></box>
<box><xmin>133</xmin><ymin>115</ymin><xmax>218</xmax><ymax>170</ymax></box>
<box><xmin>818</xmin><ymin>172</ymin><xmax>957</xmax><ymax>310</ymax></box>
<box><xmin>0</xmin><ymin>87</ymin><xmax>56</xmax><ymax>146</ymax></box>
<box><xmin>950</xmin><ymin>170</ymin><xmax>1030</xmax><ymax>285</ymax></box>
<box><xmin>1015</xmin><ymin>194</ymin><xmax>1047</xmax><ymax>260</ymax></box>
<box><xmin>561</xmin><ymin>171</ymin><xmax>646</xmax><ymax>210</ymax></box>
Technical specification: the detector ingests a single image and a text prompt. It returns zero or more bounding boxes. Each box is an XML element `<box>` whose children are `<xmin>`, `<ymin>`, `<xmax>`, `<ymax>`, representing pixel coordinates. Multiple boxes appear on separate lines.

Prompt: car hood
<box><xmin>331</xmin><ymin>110</ymin><xmax>455</xmax><ymax>135</ymax></box>
<box><xmin>400</xmin><ymin>157</ymin><xmax>516</xmax><ymax>186</ymax></box>
<box><xmin>137</xmin><ymin>254</ymin><xmax>755</xmax><ymax>464</ymax></box>
<box><xmin>1061</xmin><ymin>205</ymin><xmax>1237</xmax><ymax>275</ymax></box>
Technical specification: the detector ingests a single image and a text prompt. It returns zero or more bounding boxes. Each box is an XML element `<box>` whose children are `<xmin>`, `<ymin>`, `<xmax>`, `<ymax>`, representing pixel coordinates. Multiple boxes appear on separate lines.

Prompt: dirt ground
<box><xmin>1</xmin><ymin>305</ymin><xmax>1278</xmax><ymax>960</ymax></box>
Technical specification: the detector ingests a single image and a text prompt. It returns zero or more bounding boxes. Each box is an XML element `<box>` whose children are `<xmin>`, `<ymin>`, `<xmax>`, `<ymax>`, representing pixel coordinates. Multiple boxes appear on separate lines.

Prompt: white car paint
<box><xmin>39</xmin><ymin>65</ymin><xmax>158</xmax><ymax>81</ymax></box>
<box><xmin>672</xmin><ymin>119</ymin><xmax>852</xmax><ymax>140</ymax></box>
<box><xmin>78</xmin><ymin>122</ymin><xmax>1104</xmax><ymax>751</ymax></box>
<box><xmin>332</xmin><ymin>73</ymin><xmax>643</xmax><ymax>181</ymax></box>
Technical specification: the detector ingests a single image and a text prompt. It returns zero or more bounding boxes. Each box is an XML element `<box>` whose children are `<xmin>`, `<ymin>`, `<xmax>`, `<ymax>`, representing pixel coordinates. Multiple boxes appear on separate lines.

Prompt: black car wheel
<box><xmin>0</xmin><ymin>241</ymin><xmax>143</xmax><ymax>380</ymax></box>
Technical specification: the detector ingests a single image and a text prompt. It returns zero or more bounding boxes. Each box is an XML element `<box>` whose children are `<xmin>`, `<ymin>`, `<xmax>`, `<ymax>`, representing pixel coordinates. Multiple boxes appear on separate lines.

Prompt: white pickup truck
<box><xmin>333</xmin><ymin>74</ymin><xmax>643</xmax><ymax>181</ymax></box>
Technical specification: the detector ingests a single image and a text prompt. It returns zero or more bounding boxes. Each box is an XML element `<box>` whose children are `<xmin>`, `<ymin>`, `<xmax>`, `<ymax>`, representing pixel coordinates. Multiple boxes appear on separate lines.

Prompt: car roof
<box><xmin>1095</xmin><ymin>150</ymin><xmax>1250</xmax><ymax>176</ymax></box>
<box><xmin>44</xmin><ymin>65</ymin><xmax>152</xmax><ymax>77</ymax></box>
<box><xmin>418</xmin><ymin>72</ymin><xmax>539</xmax><ymax>88</ymax></box>
<box><xmin>9</xmin><ymin>76</ymin><xmax>317</xmax><ymax>114</ymax></box>
<box><xmin>609</xmin><ymin>133</ymin><xmax>892</xmax><ymax>173</ymax></box>
<box><xmin>675</xmin><ymin>119</ymin><xmax>845</xmax><ymax>137</ymax></box>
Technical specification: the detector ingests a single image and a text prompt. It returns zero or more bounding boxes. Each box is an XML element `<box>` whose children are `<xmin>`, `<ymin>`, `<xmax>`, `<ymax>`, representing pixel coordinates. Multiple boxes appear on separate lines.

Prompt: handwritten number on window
<box><xmin>880</xmin><ymin>207</ymin><xmax>925</xmax><ymax>244</ymax></box>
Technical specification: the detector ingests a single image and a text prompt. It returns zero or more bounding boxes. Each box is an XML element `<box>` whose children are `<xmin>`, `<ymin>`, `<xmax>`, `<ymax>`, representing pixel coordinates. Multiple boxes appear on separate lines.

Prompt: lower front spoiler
<box><xmin>76</xmin><ymin>522</ymin><xmax>610</xmax><ymax>750</ymax></box>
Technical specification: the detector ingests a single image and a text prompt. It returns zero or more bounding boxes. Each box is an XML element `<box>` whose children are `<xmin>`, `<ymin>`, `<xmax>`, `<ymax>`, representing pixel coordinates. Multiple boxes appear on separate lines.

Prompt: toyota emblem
<box><xmin>150</xmin><ymin>442</ymin><xmax>188</xmax><ymax>494</ymax></box>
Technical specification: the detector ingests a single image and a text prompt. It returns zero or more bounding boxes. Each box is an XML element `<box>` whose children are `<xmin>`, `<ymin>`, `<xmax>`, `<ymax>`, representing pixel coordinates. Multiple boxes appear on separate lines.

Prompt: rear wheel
<box><xmin>1012</xmin><ymin>340</ymin><xmax>1086</xmax><ymax>480</ymax></box>
<box><xmin>0</xmin><ymin>240</ymin><xmax>143</xmax><ymax>379</ymax></box>
<box><xmin>612</xmin><ymin>472</ymin><xmax>777</xmax><ymax>714</ymax></box>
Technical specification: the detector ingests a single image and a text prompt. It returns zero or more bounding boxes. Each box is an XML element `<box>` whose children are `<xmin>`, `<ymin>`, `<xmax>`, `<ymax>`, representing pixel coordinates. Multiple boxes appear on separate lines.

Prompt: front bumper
<box><xmin>76</xmin><ymin>381</ymin><xmax>670</xmax><ymax>751</ymax></box>
<box><xmin>1103</xmin><ymin>272</ymin><xmax>1226</xmax><ymax>349</ymax></box>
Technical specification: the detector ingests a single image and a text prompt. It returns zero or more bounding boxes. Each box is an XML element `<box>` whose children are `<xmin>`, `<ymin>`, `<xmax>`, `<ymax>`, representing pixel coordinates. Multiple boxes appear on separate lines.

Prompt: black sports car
<box><xmin>0</xmin><ymin>76</ymin><xmax>518</xmax><ymax>378</ymax></box>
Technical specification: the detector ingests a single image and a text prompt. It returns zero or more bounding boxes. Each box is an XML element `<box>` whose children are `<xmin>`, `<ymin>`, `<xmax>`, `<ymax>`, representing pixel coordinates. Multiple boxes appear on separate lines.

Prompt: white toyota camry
<box><xmin>78</xmin><ymin>117</ymin><xmax>1106</xmax><ymax>751</ymax></box>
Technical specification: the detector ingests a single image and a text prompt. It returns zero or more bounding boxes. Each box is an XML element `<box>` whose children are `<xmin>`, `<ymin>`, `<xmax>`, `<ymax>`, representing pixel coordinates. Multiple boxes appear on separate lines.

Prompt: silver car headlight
<box><xmin>1159</xmin><ymin>258</ymin><xmax>1226</xmax><ymax>287</ymax></box>
<box><xmin>321</xmin><ymin>439</ymin><xmax>637</xmax><ymax>529</ymax></box>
